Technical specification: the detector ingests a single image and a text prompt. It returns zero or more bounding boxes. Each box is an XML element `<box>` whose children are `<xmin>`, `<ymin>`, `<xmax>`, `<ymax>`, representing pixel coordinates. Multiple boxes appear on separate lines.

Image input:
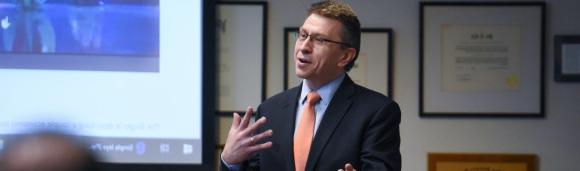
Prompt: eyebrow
<box><xmin>298</xmin><ymin>28</ymin><xmax>328</xmax><ymax>38</ymax></box>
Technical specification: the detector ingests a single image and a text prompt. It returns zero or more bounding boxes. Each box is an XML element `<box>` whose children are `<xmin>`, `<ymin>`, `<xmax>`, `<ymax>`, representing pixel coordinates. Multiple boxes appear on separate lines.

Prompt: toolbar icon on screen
<box><xmin>136</xmin><ymin>142</ymin><xmax>146</xmax><ymax>155</ymax></box>
<box><xmin>183</xmin><ymin>144</ymin><xmax>192</xmax><ymax>155</ymax></box>
<box><xmin>160</xmin><ymin>143</ymin><xmax>170</xmax><ymax>153</ymax></box>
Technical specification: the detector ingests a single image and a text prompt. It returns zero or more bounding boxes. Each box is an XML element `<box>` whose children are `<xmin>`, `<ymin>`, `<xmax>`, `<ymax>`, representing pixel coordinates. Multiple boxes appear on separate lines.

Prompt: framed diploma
<box><xmin>420</xmin><ymin>2</ymin><xmax>545</xmax><ymax>117</ymax></box>
<box><xmin>555</xmin><ymin>35</ymin><xmax>580</xmax><ymax>82</ymax></box>
<box><xmin>284</xmin><ymin>27</ymin><xmax>394</xmax><ymax>98</ymax></box>
<box><xmin>217</xmin><ymin>2</ymin><xmax>267</xmax><ymax>115</ymax></box>
<box><xmin>428</xmin><ymin>153</ymin><xmax>537</xmax><ymax>171</ymax></box>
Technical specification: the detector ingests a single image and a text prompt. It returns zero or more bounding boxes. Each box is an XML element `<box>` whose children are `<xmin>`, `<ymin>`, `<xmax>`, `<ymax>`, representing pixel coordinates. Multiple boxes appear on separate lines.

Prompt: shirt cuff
<box><xmin>221</xmin><ymin>153</ymin><xmax>241</xmax><ymax>171</ymax></box>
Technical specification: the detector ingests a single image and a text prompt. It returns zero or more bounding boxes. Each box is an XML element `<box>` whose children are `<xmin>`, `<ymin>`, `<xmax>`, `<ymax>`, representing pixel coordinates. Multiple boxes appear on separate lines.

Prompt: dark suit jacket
<box><xmin>222</xmin><ymin>76</ymin><xmax>401</xmax><ymax>171</ymax></box>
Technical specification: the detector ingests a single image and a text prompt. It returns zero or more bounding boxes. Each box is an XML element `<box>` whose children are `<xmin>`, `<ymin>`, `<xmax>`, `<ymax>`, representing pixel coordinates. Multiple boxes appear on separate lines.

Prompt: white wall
<box><xmin>219</xmin><ymin>0</ymin><xmax>580</xmax><ymax>170</ymax></box>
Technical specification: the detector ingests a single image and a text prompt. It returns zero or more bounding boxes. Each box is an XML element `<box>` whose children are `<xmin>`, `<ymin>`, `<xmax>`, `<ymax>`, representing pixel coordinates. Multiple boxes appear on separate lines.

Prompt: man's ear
<box><xmin>337</xmin><ymin>48</ymin><xmax>356</xmax><ymax>68</ymax></box>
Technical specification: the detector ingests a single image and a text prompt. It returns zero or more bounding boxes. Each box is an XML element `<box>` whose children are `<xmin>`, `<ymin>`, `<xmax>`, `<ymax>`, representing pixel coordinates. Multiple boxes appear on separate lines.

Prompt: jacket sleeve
<box><xmin>359</xmin><ymin>100</ymin><xmax>402</xmax><ymax>171</ymax></box>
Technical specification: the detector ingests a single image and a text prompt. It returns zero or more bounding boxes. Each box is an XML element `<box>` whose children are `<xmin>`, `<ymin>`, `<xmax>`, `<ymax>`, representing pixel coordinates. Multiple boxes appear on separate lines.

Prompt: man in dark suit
<box><xmin>221</xmin><ymin>1</ymin><xmax>401</xmax><ymax>171</ymax></box>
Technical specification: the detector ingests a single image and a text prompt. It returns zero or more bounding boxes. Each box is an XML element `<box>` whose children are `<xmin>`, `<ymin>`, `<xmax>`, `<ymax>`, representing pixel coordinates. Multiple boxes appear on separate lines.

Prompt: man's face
<box><xmin>294</xmin><ymin>14</ymin><xmax>350</xmax><ymax>83</ymax></box>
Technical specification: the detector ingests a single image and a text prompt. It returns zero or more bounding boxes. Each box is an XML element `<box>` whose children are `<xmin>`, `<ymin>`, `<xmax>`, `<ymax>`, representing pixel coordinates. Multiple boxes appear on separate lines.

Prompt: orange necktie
<box><xmin>294</xmin><ymin>91</ymin><xmax>320</xmax><ymax>171</ymax></box>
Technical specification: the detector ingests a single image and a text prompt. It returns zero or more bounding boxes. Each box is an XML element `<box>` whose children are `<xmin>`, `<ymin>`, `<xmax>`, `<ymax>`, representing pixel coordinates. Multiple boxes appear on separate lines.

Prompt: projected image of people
<box><xmin>0</xmin><ymin>0</ymin><xmax>160</xmax><ymax>72</ymax></box>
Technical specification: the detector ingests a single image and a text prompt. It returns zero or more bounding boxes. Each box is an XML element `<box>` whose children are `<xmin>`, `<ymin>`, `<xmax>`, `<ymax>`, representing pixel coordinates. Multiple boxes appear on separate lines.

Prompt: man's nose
<box><xmin>298</xmin><ymin>38</ymin><xmax>313</xmax><ymax>53</ymax></box>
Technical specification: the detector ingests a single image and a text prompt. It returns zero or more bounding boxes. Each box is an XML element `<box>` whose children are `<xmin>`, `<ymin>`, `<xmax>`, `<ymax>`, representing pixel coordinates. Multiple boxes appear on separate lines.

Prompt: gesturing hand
<box><xmin>338</xmin><ymin>163</ymin><xmax>357</xmax><ymax>171</ymax></box>
<box><xmin>221</xmin><ymin>106</ymin><xmax>274</xmax><ymax>164</ymax></box>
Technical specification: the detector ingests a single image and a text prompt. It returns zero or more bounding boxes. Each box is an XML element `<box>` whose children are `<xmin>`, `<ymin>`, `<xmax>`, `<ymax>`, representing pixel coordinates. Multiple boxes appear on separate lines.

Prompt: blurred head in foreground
<box><xmin>0</xmin><ymin>131</ymin><xmax>99</xmax><ymax>171</ymax></box>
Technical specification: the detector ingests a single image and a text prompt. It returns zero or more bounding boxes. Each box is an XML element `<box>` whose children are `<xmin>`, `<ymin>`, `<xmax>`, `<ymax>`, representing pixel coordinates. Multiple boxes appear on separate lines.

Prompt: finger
<box><xmin>241</xmin><ymin>129</ymin><xmax>273</xmax><ymax>147</ymax></box>
<box><xmin>338</xmin><ymin>169</ymin><xmax>344</xmax><ymax>171</ymax></box>
<box><xmin>239</xmin><ymin>106</ymin><xmax>254</xmax><ymax>129</ymax></box>
<box><xmin>345</xmin><ymin>163</ymin><xmax>354</xmax><ymax>171</ymax></box>
<box><xmin>247</xmin><ymin>141</ymin><xmax>273</xmax><ymax>154</ymax></box>
<box><xmin>242</xmin><ymin>116</ymin><xmax>267</xmax><ymax>136</ymax></box>
<box><xmin>241</xmin><ymin>135</ymin><xmax>255</xmax><ymax>146</ymax></box>
<box><xmin>231</xmin><ymin>112</ymin><xmax>241</xmax><ymax>128</ymax></box>
<box><xmin>249</xmin><ymin>129</ymin><xmax>273</xmax><ymax>144</ymax></box>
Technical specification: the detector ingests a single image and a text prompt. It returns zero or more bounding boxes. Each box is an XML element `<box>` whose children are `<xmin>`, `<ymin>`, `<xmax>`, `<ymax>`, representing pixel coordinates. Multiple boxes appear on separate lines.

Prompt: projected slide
<box><xmin>0</xmin><ymin>0</ymin><xmax>159</xmax><ymax>72</ymax></box>
<box><xmin>0</xmin><ymin>0</ymin><xmax>204</xmax><ymax>165</ymax></box>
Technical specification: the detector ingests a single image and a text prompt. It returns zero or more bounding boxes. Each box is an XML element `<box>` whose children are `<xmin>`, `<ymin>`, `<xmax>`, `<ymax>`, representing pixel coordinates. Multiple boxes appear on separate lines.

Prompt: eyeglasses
<box><xmin>295</xmin><ymin>31</ymin><xmax>351</xmax><ymax>47</ymax></box>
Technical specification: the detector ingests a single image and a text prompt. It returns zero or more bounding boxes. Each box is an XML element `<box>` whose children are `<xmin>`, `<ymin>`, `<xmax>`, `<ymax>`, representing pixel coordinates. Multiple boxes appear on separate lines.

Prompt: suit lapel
<box><xmin>280</xmin><ymin>85</ymin><xmax>301</xmax><ymax>171</ymax></box>
<box><xmin>305</xmin><ymin>77</ymin><xmax>356</xmax><ymax>171</ymax></box>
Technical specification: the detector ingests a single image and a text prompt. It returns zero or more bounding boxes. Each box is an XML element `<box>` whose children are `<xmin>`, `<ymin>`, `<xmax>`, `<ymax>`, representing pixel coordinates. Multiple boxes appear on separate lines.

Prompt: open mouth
<box><xmin>298</xmin><ymin>57</ymin><xmax>311</xmax><ymax>64</ymax></box>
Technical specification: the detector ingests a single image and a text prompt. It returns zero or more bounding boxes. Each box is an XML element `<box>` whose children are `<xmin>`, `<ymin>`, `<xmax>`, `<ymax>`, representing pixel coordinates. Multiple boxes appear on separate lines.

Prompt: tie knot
<box><xmin>306</xmin><ymin>92</ymin><xmax>320</xmax><ymax>105</ymax></box>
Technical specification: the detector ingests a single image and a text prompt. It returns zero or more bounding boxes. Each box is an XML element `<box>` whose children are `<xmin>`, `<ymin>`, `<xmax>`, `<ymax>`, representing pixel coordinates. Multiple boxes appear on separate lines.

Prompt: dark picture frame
<box><xmin>216</xmin><ymin>2</ymin><xmax>267</xmax><ymax>116</ymax></box>
<box><xmin>284</xmin><ymin>27</ymin><xmax>394</xmax><ymax>98</ymax></box>
<box><xmin>555</xmin><ymin>35</ymin><xmax>580</xmax><ymax>82</ymax></box>
<box><xmin>419</xmin><ymin>2</ymin><xmax>545</xmax><ymax>117</ymax></box>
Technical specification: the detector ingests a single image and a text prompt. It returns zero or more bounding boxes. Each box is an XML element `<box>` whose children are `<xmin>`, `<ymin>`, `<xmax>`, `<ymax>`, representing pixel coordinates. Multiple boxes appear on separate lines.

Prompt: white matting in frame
<box><xmin>217</xmin><ymin>2</ymin><xmax>266</xmax><ymax>113</ymax></box>
<box><xmin>284</xmin><ymin>28</ymin><xmax>394</xmax><ymax>97</ymax></box>
<box><xmin>555</xmin><ymin>35</ymin><xmax>580</xmax><ymax>82</ymax></box>
<box><xmin>420</xmin><ymin>2</ymin><xmax>545</xmax><ymax>117</ymax></box>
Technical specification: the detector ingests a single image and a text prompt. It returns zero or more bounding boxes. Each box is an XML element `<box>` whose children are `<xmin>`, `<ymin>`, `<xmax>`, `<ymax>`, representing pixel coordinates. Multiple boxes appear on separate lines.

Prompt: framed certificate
<box><xmin>555</xmin><ymin>35</ymin><xmax>580</xmax><ymax>82</ymax></box>
<box><xmin>420</xmin><ymin>2</ymin><xmax>545</xmax><ymax>117</ymax></box>
<box><xmin>284</xmin><ymin>27</ymin><xmax>394</xmax><ymax>97</ymax></box>
<box><xmin>428</xmin><ymin>153</ymin><xmax>537</xmax><ymax>171</ymax></box>
<box><xmin>216</xmin><ymin>2</ymin><xmax>267</xmax><ymax>115</ymax></box>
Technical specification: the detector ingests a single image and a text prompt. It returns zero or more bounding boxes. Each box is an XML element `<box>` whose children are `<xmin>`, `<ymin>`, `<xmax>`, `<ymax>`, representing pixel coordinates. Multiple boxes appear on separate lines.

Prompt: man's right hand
<box><xmin>221</xmin><ymin>106</ymin><xmax>273</xmax><ymax>164</ymax></box>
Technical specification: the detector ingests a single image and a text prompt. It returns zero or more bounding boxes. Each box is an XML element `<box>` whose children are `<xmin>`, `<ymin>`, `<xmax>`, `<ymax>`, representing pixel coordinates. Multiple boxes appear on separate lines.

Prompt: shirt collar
<box><xmin>299</xmin><ymin>73</ymin><xmax>345</xmax><ymax>105</ymax></box>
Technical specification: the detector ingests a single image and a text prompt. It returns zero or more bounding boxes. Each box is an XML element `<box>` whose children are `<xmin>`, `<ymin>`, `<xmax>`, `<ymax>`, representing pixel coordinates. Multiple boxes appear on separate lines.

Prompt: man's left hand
<box><xmin>338</xmin><ymin>163</ymin><xmax>356</xmax><ymax>171</ymax></box>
